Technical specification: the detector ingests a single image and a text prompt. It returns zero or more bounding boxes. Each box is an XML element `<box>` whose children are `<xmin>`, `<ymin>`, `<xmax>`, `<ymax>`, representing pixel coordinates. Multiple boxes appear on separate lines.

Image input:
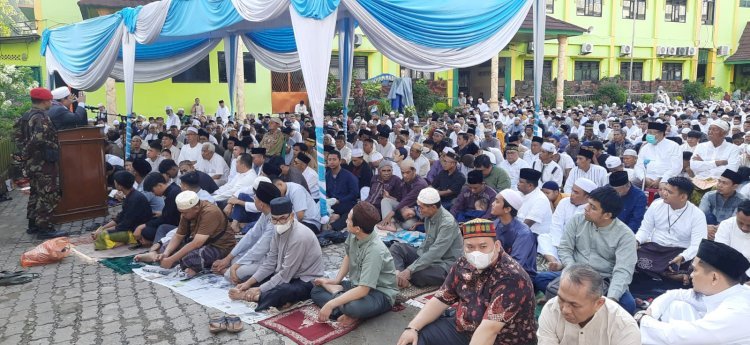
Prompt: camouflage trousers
<box><xmin>8</xmin><ymin>159</ymin><xmax>25</xmax><ymax>181</ymax></box>
<box><xmin>27</xmin><ymin>163</ymin><xmax>60</xmax><ymax>227</ymax></box>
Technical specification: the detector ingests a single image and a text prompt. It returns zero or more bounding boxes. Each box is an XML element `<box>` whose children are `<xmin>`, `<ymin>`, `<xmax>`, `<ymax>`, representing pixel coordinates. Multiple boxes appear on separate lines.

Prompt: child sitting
<box><xmin>92</xmin><ymin>171</ymin><xmax>153</xmax><ymax>250</ymax></box>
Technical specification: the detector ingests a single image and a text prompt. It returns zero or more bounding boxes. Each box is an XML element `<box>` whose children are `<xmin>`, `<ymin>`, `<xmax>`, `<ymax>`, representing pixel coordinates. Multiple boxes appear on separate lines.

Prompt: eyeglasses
<box><xmin>271</xmin><ymin>214</ymin><xmax>291</xmax><ymax>224</ymax></box>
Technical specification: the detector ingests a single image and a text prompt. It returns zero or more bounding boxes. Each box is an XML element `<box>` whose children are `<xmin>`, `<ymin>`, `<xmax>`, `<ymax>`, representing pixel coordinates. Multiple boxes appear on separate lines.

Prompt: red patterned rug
<box><xmin>259</xmin><ymin>304</ymin><xmax>360</xmax><ymax>345</ymax></box>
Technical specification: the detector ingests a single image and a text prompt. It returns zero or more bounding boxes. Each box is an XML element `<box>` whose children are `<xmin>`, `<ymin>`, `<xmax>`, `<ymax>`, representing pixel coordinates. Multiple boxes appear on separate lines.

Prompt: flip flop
<box><xmin>0</xmin><ymin>272</ymin><xmax>39</xmax><ymax>286</ymax></box>
<box><xmin>225</xmin><ymin>315</ymin><xmax>243</xmax><ymax>333</ymax></box>
<box><xmin>208</xmin><ymin>313</ymin><xmax>227</xmax><ymax>334</ymax></box>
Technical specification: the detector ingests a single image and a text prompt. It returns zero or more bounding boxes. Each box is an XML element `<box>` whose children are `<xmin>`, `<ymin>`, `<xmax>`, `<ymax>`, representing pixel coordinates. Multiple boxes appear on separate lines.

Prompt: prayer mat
<box><xmin>404</xmin><ymin>291</ymin><xmax>436</xmax><ymax>309</ymax></box>
<box><xmin>99</xmin><ymin>255</ymin><xmax>143</xmax><ymax>274</ymax></box>
<box><xmin>395</xmin><ymin>284</ymin><xmax>440</xmax><ymax>304</ymax></box>
<box><xmin>69</xmin><ymin>234</ymin><xmax>147</xmax><ymax>261</ymax></box>
<box><xmin>259</xmin><ymin>304</ymin><xmax>361</xmax><ymax>345</ymax></box>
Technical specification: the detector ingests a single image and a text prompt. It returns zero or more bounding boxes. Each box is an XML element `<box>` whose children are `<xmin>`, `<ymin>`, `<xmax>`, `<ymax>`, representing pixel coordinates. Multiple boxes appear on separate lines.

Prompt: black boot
<box><xmin>36</xmin><ymin>224</ymin><xmax>69</xmax><ymax>239</ymax></box>
<box><xmin>26</xmin><ymin>219</ymin><xmax>38</xmax><ymax>234</ymax></box>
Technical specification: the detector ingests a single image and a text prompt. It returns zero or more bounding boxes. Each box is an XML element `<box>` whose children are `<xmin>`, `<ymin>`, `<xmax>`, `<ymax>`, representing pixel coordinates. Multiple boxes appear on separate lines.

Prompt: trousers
<box><xmin>223</xmin><ymin>261</ymin><xmax>260</xmax><ymax>282</ymax></box>
<box><xmin>256</xmin><ymin>278</ymin><xmax>313</xmax><ymax>311</ymax></box>
<box><xmin>27</xmin><ymin>164</ymin><xmax>60</xmax><ymax>227</ymax></box>
<box><xmin>310</xmin><ymin>281</ymin><xmax>392</xmax><ymax>320</ymax></box>
<box><xmin>230</xmin><ymin>193</ymin><xmax>261</xmax><ymax>223</ymax></box>
<box><xmin>389</xmin><ymin>243</ymin><xmax>448</xmax><ymax>287</ymax></box>
<box><xmin>417</xmin><ymin>316</ymin><xmax>471</xmax><ymax>345</ymax></box>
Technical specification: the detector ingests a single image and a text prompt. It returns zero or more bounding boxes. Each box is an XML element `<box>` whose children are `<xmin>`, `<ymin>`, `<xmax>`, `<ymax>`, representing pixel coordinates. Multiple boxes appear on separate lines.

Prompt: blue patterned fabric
<box><xmin>160</xmin><ymin>0</ymin><xmax>243</xmax><ymax>38</ymax></box>
<box><xmin>40</xmin><ymin>14</ymin><xmax>122</xmax><ymax>73</ymax></box>
<box><xmin>246</xmin><ymin>27</ymin><xmax>297</xmax><ymax>53</ymax></box>
<box><xmin>290</xmin><ymin>0</ymin><xmax>340</xmax><ymax>19</ymax></box>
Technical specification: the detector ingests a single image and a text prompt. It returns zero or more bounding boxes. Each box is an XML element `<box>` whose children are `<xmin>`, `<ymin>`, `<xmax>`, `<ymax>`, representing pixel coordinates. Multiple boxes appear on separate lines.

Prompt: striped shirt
<box><xmin>563</xmin><ymin>164</ymin><xmax>608</xmax><ymax>193</ymax></box>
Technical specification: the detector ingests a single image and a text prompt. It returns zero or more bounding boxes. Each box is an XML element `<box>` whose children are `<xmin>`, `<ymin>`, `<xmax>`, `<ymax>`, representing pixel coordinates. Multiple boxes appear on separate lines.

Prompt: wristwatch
<box><xmin>634</xmin><ymin>310</ymin><xmax>649</xmax><ymax>326</ymax></box>
<box><xmin>404</xmin><ymin>327</ymin><xmax>419</xmax><ymax>334</ymax></box>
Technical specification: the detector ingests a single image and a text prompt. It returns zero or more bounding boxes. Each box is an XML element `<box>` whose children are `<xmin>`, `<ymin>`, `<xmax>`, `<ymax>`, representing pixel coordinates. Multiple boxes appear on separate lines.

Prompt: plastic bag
<box><xmin>20</xmin><ymin>237</ymin><xmax>71</xmax><ymax>267</ymax></box>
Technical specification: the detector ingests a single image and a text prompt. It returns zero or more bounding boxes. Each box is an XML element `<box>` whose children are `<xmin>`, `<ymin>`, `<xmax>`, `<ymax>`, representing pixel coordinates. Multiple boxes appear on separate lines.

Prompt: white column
<box><xmin>489</xmin><ymin>55</ymin><xmax>500</xmax><ymax>113</ymax></box>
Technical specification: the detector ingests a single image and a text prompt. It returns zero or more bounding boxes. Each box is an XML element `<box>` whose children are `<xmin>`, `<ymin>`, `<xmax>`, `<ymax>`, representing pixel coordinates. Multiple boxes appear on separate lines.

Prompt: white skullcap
<box><xmin>369</xmin><ymin>152</ymin><xmax>383</xmax><ymax>162</ymax></box>
<box><xmin>442</xmin><ymin>147</ymin><xmax>455</xmax><ymax>154</ymax></box>
<box><xmin>165</xmin><ymin>105</ymin><xmax>173</xmax><ymax>110</ymax></box>
<box><xmin>417</xmin><ymin>187</ymin><xmax>441</xmax><ymax>204</ymax></box>
<box><xmin>499</xmin><ymin>189</ymin><xmax>523</xmax><ymax>211</ymax></box>
<box><xmin>51</xmin><ymin>87</ymin><xmax>70</xmax><ymax>100</ymax></box>
<box><xmin>573</xmin><ymin>178</ymin><xmax>597</xmax><ymax>194</ymax></box>
<box><xmin>681</xmin><ymin>128</ymin><xmax>691</xmax><ymax>135</ymax></box>
<box><xmin>112</xmin><ymin>120</ymin><xmax>120</xmax><ymax>126</ymax></box>
<box><xmin>178</xmin><ymin>107</ymin><xmax>185</xmax><ymax>112</ymax></box>
<box><xmin>541</xmin><ymin>142</ymin><xmax>556</xmax><ymax>153</ymax></box>
<box><xmin>192</xmin><ymin>119</ymin><xmax>201</xmax><ymax>126</ymax></box>
<box><xmin>605</xmin><ymin>156</ymin><xmax>622</xmax><ymax>169</ymax></box>
<box><xmin>389</xmin><ymin>111</ymin><xmax>395</xmax><ymax>115</ymax></box>
<box><xmin>351</xmin><ymin>148</ymin><xmax>364</xmax><ymax>158</ymax></box>
<box><xmin>175</xmin><ymin>191</ymin><xmax>200</xmax><ymax>210</ymax></box>
<box><xmin>482</xmin><ymin>150</ymin><xmax>496</xmax><ymax>164</ymax></box>
<box><xmin>253</xmin><ymin>176</ymin><xmax>272</xmax><ymax>191</ymax></box>
<box><xmin>97</xmin><ymin>103</ymin><xmax>103</xmax><ymax>107</ymax></box>
<box><xmin>623</xmin><ymin>149</ymin><xmax>637</xmax><ymax>157</ymax></box>
<box><xmin>186</xmin><ymin>127</ymin><xmax>199</xmax><ymax>134</ymax></box>
<box><xmin>711</xmin><ymin>120</ymin><xmax>730</xmax><ymax>132</ymax></box>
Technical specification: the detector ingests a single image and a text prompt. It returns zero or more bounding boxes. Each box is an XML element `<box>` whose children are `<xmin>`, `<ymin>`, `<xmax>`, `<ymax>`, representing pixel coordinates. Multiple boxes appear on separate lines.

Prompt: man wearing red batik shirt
<box><xmin>396</xmin><ymin>218</ymin><xmax>537</xmax><ymax>345</ymax></box>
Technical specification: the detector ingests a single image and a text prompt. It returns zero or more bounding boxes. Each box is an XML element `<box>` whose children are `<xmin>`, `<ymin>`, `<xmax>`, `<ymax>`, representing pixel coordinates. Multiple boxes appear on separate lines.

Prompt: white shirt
<box><xmin>195</xmin><ymin>153</ymin><xmax>230</xmax><ymax>185</ymax></box>
<box><xmin>636</xmin><ymin>139</ymin><xmax>682</xmax><ymax>181</ymax></box>
<box><xmin>641</xmin><ymin>285</ymin><xmax>750</xmax><ymax>345</ymax></box>
<box><xmin>294</xmin><ymin>103</ymin><xmax>307</xmax><ymax>114</ymax></box>
<box><xmin>166</xmin><ymin>113</ymin><xmax>181</xmax><ymax>129</ymax></box>
<box><xmin>518</xmin><ymin>188</ymin><xmax>552</xmax><ymax>235</ymax></box>
<box><xmin>538</xmin><ymin>198</ymin><xmax>585</xmax><ymax>258</ymax></box>
<box><xmin>555</xmin><ymin>152</ymin><xmax>576</xmax><ymax>173</ymax></box>
<box><xmin>626</xmin><ymin>126</ymin><xmax>642</xmax><ymax>142</ymax></box>
<box><xmin>216</xmin><ymin>106</ymin><xmax>229</xmax><ymax>124</ymax></box>
<box><xmin>715</xmin><ymin>216</ymin><xmax>750</xmax><ymax>276</ymax></box>
<box><xmin>301</xmin><ymin>166</ymin><xmax>321</xmax><ymax>200</ymax></box>
<box><xmin>406</xmin><ymin>155</ymin><xmax>430</xmax><ymax>178</ymax></box>
<box><xmin>106</xmin><ymin>154</ymin><xmax>124</xmax><ymax>167</ymax></box>
<box><xmin>500</xmin><ymin>158</ymin><xmax>530</xmax><ymax>191</ymax></box>
<box><xmin>563</xmin><ymin>164</ymin><xmax>608</xmax><ymax>194</ymax></box>
<box><xmin>522</xmin><ymin>150</ymin><xmax>539</xmax><ymax>164</ymax></box>
<box><xmin>531</xmin><ymin>159</ymin><xmax>563</xmax><ymax>187</ymax></box>
<box><xmin>212</xmin><ymin>169</ymin><xmax>257</xmax><ymax>202</ymax></box>
<box><xmin>377</xmin><ymin>142</ymin><xmax>396</xmax><ymax>159</ymax></box>
<box><xmin>178</xmin><ymin>143</ymin><xmax>202</xmax><ymax>163</ymax></box>
<box><xmin>680</xmin><ymin>142</ymin><xmax>698</xmax><ymax>153</ymax></box>
<box><xmin>538</xmin><ymin>297</ymin><xmax>641</xmax><ymax>345</ymax></box>
<box><xmin>337</xmin><ymin>146</ymin><xmax>352</xmax><ymax>163</ymax></box>
<box><xmin>635</xmin><ymin>199</ymin><xmax>707</xmax><ymax>260</ymax></box>
<box><xmin>145</xmin><ymin>156</ymin><xmax>163</xmax><ymax>173</ymax></box>
<box><xmin>284</xmin><ymin>182</ymin><xmax>320</xmax><ymax>228</ymax></box>
<box><xmin>690</xmin><ymin>141</ymin><xmax>741</xmax><ymax>179</ymax></box>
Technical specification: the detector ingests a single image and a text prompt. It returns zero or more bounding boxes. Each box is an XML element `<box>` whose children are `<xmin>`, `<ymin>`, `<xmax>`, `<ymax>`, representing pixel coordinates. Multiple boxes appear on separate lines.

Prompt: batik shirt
<box><xmin>434</xmin><ymin>253</ymin><xmax>537</xmax><ymax>345</ymax></box>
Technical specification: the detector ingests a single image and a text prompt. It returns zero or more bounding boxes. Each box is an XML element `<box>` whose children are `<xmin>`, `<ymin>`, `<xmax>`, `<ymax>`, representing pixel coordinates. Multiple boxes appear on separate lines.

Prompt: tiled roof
<box><xmin>520</xmin><ymin>12</ymin><xmax>587</xmax><ymax>34</ymax></box>
<box><xmin>726</xmin><ymin>22</ymin><xmax>750</xmax><ymax>64</ymax></box>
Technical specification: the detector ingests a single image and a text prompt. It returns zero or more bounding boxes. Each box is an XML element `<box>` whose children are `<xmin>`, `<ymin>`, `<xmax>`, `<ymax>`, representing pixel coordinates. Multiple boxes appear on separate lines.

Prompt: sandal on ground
<box><xmin>0</xmin><ymin>195</ymin><xmax>11</xmax><ymax>202</ymax></box>
<box><xmin>225</xmin><ymin>315</ymin><xmax>243</xmax><ymax>333</ymax></box>
<box><xmin>0</xmin><ymin>272</ymin><xmax>40</xmax><ymax>286</ymax></box>
<box><xmin>208</xmin><ymin>313</ymin><xmax>227</xmax><ymax>334</ymax></box>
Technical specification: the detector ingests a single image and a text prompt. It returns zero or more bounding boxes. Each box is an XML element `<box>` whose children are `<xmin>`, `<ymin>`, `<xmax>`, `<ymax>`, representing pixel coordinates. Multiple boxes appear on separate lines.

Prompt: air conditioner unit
<box><xmin>353</xmin><ymin>34</ymin><xmax>363</xmax><ymax>47</ymax></box>
<box><xmin>656</xmin><ymin>46</ymin><xmax>668</xmax><ymax>56</ymax></box>
<box><xmin>581</xmin><ymin>43</ymin><xmax>594</xmax><ymax>55</ymax></box>
<box><xmin>620</xmin><ymin>45</ymin><xmax>632</xmax><ymax>56</ymax></box>
<box><xmin>527</xmin><ymin>43</ymin><xmax>534</xmax><ymax>54</ymax></box>
<box><xmin>686</xmin><ymin>47</ymin><xmax>697</xmax><ymax>56</ymax></box>
<box><xmin>667</xmin><ymin>47</ymin><xmax>677</xmax><ymax>56</ymax></box>
<box><xmin>718</xmin><ymin>45</ymin><xmax>731</xmax><ymax>56</ymax></box>
<box><xmin>677</xmin><ymin>47</ymin><xmax>687</xmax><ymax>56</ymax></box>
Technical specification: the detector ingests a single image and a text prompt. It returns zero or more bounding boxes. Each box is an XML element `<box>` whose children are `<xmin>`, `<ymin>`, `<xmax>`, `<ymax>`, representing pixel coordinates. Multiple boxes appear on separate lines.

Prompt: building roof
<box><xmin>726</xmin><ymin>22</ymin><xmax>750</xmax><ymax>65</ymax></box>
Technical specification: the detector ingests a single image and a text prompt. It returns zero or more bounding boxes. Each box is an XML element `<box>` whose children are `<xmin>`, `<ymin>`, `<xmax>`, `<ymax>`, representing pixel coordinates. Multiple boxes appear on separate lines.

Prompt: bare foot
<box><xmin>336</xmin><ymin>314</ymin><xmax>358</xmax><ymax>327</ymax></box>
<box><xmin>230</xmin><ymin>220</ymin><xmax>240</xmax><ymax>234</ymax></box>
<box><xmin>134</xmin><ymin>251</ymin><xmax>159</xmax><ymax>263</ymax></box>
<box><xmin>184</xmin><ymin>268</ymin><xmax>197</xmax><ymax>277</ymax></box>
<box><xmin>228</xmin><ymin>288</ymin><xmax>245</xmax><ymax>300</ymax></box>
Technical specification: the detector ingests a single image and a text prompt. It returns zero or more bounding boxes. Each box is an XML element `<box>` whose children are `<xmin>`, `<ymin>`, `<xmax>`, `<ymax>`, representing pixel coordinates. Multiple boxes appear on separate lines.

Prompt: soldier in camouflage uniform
<box><xmin>23</xmin><ymin>88</ymin><xmax>69</xmax><ymax>239</ymax></box>
<box><xmin>261</xmin><ymin>116</ymin><xmax>285</xmax><ymax>167</ymax></box>
<box><xmin>13</xmin><ymin>89</ymin><xmax>49</xmax><ymax>233</ymax></box>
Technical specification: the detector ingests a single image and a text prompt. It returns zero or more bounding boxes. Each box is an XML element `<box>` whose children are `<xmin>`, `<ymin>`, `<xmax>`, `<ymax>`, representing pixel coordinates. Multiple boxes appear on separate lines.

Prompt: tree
<box><xmin>0</xmin><ymin>64</ymin><xmax>38</xmax><ymax>138</ymax></box>
<box><xmin>0</xmin><ymin>0</ymin><xmax>27</xmax><ymax>37</ymax></box>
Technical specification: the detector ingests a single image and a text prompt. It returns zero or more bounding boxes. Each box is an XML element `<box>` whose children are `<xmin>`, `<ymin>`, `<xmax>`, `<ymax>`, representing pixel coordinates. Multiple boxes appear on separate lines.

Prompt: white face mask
<box><xmin>465</xmin><ymin>249</ymin><xmax>494</xmax><ymax>270</ymax></box>
<box><xmin>275</xmin><ymin>220</ymin><xmax>293</xmax><ymax>235</ymax></box>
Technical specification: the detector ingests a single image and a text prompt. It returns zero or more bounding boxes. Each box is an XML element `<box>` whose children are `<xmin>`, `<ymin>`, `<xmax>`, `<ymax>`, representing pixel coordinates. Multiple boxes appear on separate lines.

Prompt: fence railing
<box><xmin>0</xmin><ymin>138</ymin><xmax>16</xmax><ymax>180</ymax></box>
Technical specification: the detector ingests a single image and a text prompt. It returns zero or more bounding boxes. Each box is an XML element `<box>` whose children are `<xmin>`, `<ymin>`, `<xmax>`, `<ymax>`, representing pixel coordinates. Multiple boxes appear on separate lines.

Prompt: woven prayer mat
<box><xmin>259</xmin><ymin>304</ymin><xmax>360</xmax><ymax>345</ymax></box>
<box><xmin>395</xmin><ymin>284</ymin><xmax>440</xmax><ymax>304</ymax></box>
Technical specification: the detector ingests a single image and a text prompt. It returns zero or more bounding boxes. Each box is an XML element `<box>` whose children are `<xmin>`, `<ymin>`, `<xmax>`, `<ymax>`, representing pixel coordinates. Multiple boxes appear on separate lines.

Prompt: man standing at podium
<box><xmin>48</xmin><ymin>87</ymin><xmax>88</xmax><ymax>130</ymax></box>
<box><xmin>24</xmin><ymin>88</ymin><xmax>69</xmax><ymax>239</ymax></box>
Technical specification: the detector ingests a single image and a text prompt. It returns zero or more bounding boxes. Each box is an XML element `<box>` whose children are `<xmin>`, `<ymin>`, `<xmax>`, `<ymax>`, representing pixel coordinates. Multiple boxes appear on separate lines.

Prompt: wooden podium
<box><xmin>53</xmin><ymin>127</ymin><xmax>108</xmax><ymax>224</ymax></box>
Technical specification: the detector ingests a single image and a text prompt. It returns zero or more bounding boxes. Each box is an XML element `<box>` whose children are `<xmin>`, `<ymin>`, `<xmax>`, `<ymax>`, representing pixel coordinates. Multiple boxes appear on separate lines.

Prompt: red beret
<box><xmin>29</xmin><ymin>88</ymin><xmax>53</xmax><ymax>101</ymax></box>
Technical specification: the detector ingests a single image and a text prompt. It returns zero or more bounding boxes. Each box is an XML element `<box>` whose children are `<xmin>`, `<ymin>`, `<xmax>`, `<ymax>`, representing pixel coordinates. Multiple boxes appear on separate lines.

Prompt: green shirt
<box><xmin>345</xmin><ymin>231</ymin><xmax>399</xmax><ymax>305</ymax></box>
<box><xmin>486</xmin><ymin>166</ymin><xmax>511</xmax><ymax>192</ymax></box>
<box><xmin>409</xmin><ymin>207</ymin><xmax>464</xmax><ymax>274</ymax></box>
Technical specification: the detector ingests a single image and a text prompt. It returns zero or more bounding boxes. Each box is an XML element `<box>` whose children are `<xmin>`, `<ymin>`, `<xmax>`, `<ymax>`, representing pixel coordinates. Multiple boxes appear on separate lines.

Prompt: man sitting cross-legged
<box><xmin>92</xmin><ymin>171</ymin><xmax>153</xmax><ymax>250</ymax></box>
<box><xmin>211</xmin><ymin>181</ymin><xmax>280</xmax><ymax>283</ymax></box>
<box><xmin>311</xmin><ymin>202</ymin><xmax>398</xmax><ymax>327</ymax></box>
<box><xmin>396</xmin><ymin>218</ymin><xmax>537</xmax><ymax>345</ymax></box>
<box><xmin>228</xmin><ymin>197</ymin><xmax>324</xmax><ymax>311</ymax></box>
<box><xmin>135</xmin><ymin>191</ymin><xmax>237</xmax><ymax>277</ymax></box>
<box><xmin>133</xmin><ymin>172</ymin><xmax>182</xmax><ymax>247</ymax></box>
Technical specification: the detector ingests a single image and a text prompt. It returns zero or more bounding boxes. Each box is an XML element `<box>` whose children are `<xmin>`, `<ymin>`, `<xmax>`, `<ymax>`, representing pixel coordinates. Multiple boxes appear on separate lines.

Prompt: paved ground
<box><xmin>0</xmin><ymin>191</ymin><xmax>418</xmax><ymax>345</ymax></box>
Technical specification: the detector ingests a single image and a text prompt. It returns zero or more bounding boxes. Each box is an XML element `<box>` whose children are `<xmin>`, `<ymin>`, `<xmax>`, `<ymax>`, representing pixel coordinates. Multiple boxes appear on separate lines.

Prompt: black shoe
<box><xmin>36</xmin><ymin>230</ymin><xmax>70</xmax><ymax>240</ymax></box>
<box><xmin>26</xmin><ymin>220</ymin><xmax>38</xmax><ymax>234</ymax></box>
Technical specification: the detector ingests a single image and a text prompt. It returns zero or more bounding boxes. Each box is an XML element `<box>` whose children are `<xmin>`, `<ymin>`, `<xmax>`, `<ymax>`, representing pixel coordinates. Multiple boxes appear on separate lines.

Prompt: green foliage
<box><xmin>361</xmin><ymin>82</ymin><xmax>382</xmax><ymax>100</ymax></box>
<box><xmin>682</xmin><ymin>81</ymin><xmax>722</xmax><ymax>102</ymax></box>
<box><xmin>326</xmin><ymin>73</ymin><xmax>338</xmax><ymax>99</ymax></box>
<box><xmin>733</xmin><ymin>78</ymin><xmax>750</xmax><ymax>92</ymax></box>
<box><xmin>594</xmin><ymin>82</ymin><xmax>627</xmax><ymax>106</ymax></box>
<box><xmin>0</xmin><ymin>0</ymin><xmax>27</xmax><ymax>37</ymax></box>
<box><xmin>404</xmin><ymin>105</ymin><xmax>417</xmax><ymax>118</ymax></box>
<box><xmin>431</xmin><ymin>102</ymin><xmax>450</xmax><ymax>114</ymax></box>
<box><xmin>412</xmin><ymin>79</ymin><xmax>438</xmax><ymax>115</ymax></box>
<box><xmin>0</xmin><ymin>64</ymin><xmax>38</xmax><ymax>138</ymax></box>
<box><xmin>639</xmin><ymin>93</ymin><xmax>655</xmax><ymax>103</ymax></box>
<box><xmin>324</xmin><ymin>100</ymin><xmax>343</xmax><ymax>116</ymax></box>
<box><xmin>377</xmin><ymin>98</ymin><xmax>392</xmax><ymax>114</ymax></box>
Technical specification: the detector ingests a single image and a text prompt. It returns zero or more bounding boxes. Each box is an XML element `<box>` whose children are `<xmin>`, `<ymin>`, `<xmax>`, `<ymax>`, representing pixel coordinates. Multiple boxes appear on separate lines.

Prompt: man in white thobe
<box><xmin>690</xmin><ymin>120</ymin><xmax>740</xmax><ymax>179</ymax></box>
<box><xmin>517</xmin><ymin>168</ymin><xmax>552</xmax><ymax>236</ymax></box>
<box><xmin>196</xmin><ymin>143</ymin><xmax>230</xmax><ymax>186</ymax></box>
<box><xmin>635</xmin><ymin>122</ymin><xmax>682</xmax><ymax>189</ymax></box>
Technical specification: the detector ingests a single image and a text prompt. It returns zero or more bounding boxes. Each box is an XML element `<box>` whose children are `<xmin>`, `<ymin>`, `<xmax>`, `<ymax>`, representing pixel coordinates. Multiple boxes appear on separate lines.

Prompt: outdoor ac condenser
<box><xmin>677</xmin><ymin>47</ymin><xmax>687</xmax><ymax>56</ymax></box>
<box><xmin>656</xmin><ymin>46</ymin><xmax>668</xmax><ymax>56</ymax></box>
<box><xmin>687</xmin><ymin>47</ymin><xmax>697</xmax><ymax>56</ymax></box>
<box><xmin>667</xmin><ymin>47</ymin><xmax>677</xmax><ymax>56</ymax></box>
<box><xmin>353</xmin><ymin>34</ymin><xmax>363</xmax><ymax>47</ymax></box>
<box><xmin>717</xmin><ymin>46</ymin><xmax>730</xmax><ymax>56</ymax></box>
<box><xmin>620</xmin><ymin>45</ymin><xmax>632</xmax><ymax>56</ymax></box>
<box><xmin>581</xmin><ymin>43</ymin><xmax>594</xmax><ymax>55</ymax></box>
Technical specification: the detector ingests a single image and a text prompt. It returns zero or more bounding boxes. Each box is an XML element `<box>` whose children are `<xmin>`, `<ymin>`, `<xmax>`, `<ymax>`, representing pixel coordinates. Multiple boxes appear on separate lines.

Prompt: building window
<box><xmin>665</xmin><ymin>0</ymin><xmax>687</xmax><ymax>23</ymax></box>
<box><xmin>620</xmin><ymin>61</ymin><xmax>643</xmax><ymax>81</ymax></box>
<box><xmin>217</xmin><ymin>52</ymin><xmax>257</xmax><ymax>83</ymax></box>
<box><xmin>400</xmin><ymin>68</ymin><xmax>435</xmax><ymax>80</ymax></box>
<box><xmin>623</xmin><ymin>0</ymin><xmax>646</xmax><ymax>20</ymax></box>
<box><xmin>576</xmin><ymin>0</ymin><xmax>602</xmax><ymax>17</ymax></box>
<box><xmin>574</xmin><ymin>61</ymin><xmax>600</xmax><ymax>81</ymax></box>
<box><xmin>329</xmin><ymin>55</ymin><xmax>368</xmax><ymax>80</ymax></box>
<box><xmin>172</xmin><ymin>55</ymin><xmax>210</xmax><ymax>83</ymax></box>
<box><xmin>701</xmin><ymin>0</ymin><xmax>715</xmax><ymax>25</ymax></box>
<box><xmin>662</xmin><ymin>62</ymin><xmax>683</xmax><ymax>81</ymax></box>
<box><xmin>523</xmin><ymin>60</ymin><xmax>552</xmax><ymax>81</ymax></box>
<box><xmin>742</xmin><ymin>0</ymin><xmax>750</xmax><ymax>7</ymax></box>
<box><xmin>271</xmin><ymin>71</ymin><xmax>306</xmax><ymax>92</ymax></box>
<box><xmin>546</xmin><ymin>0</ymin><xmax>554</xmax><ymax>13</ymax></box>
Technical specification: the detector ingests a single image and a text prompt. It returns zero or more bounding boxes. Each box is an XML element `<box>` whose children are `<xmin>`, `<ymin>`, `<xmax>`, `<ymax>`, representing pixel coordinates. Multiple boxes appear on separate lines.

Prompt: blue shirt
<box><xmin>617</xmin><ymin>185</ymin><xmax>647</xmax><ymax>232</ymax></box>
<box><xmin>325</xmin><ymin>167</ymin><xmax>360</xmax><ymax>212</ymax></box>
<box><xmin>494</xmin><ymin>217</ymin><xmax>537</xmax><ymax>278</ymax></box>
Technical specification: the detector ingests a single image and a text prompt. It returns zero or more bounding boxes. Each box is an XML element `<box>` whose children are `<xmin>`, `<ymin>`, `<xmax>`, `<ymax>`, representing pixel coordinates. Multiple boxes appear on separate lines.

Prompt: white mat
<box><xmin>132</xmin><ymin>267</ymin><xmax>309</xmax><ymax>324</ymax></box>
